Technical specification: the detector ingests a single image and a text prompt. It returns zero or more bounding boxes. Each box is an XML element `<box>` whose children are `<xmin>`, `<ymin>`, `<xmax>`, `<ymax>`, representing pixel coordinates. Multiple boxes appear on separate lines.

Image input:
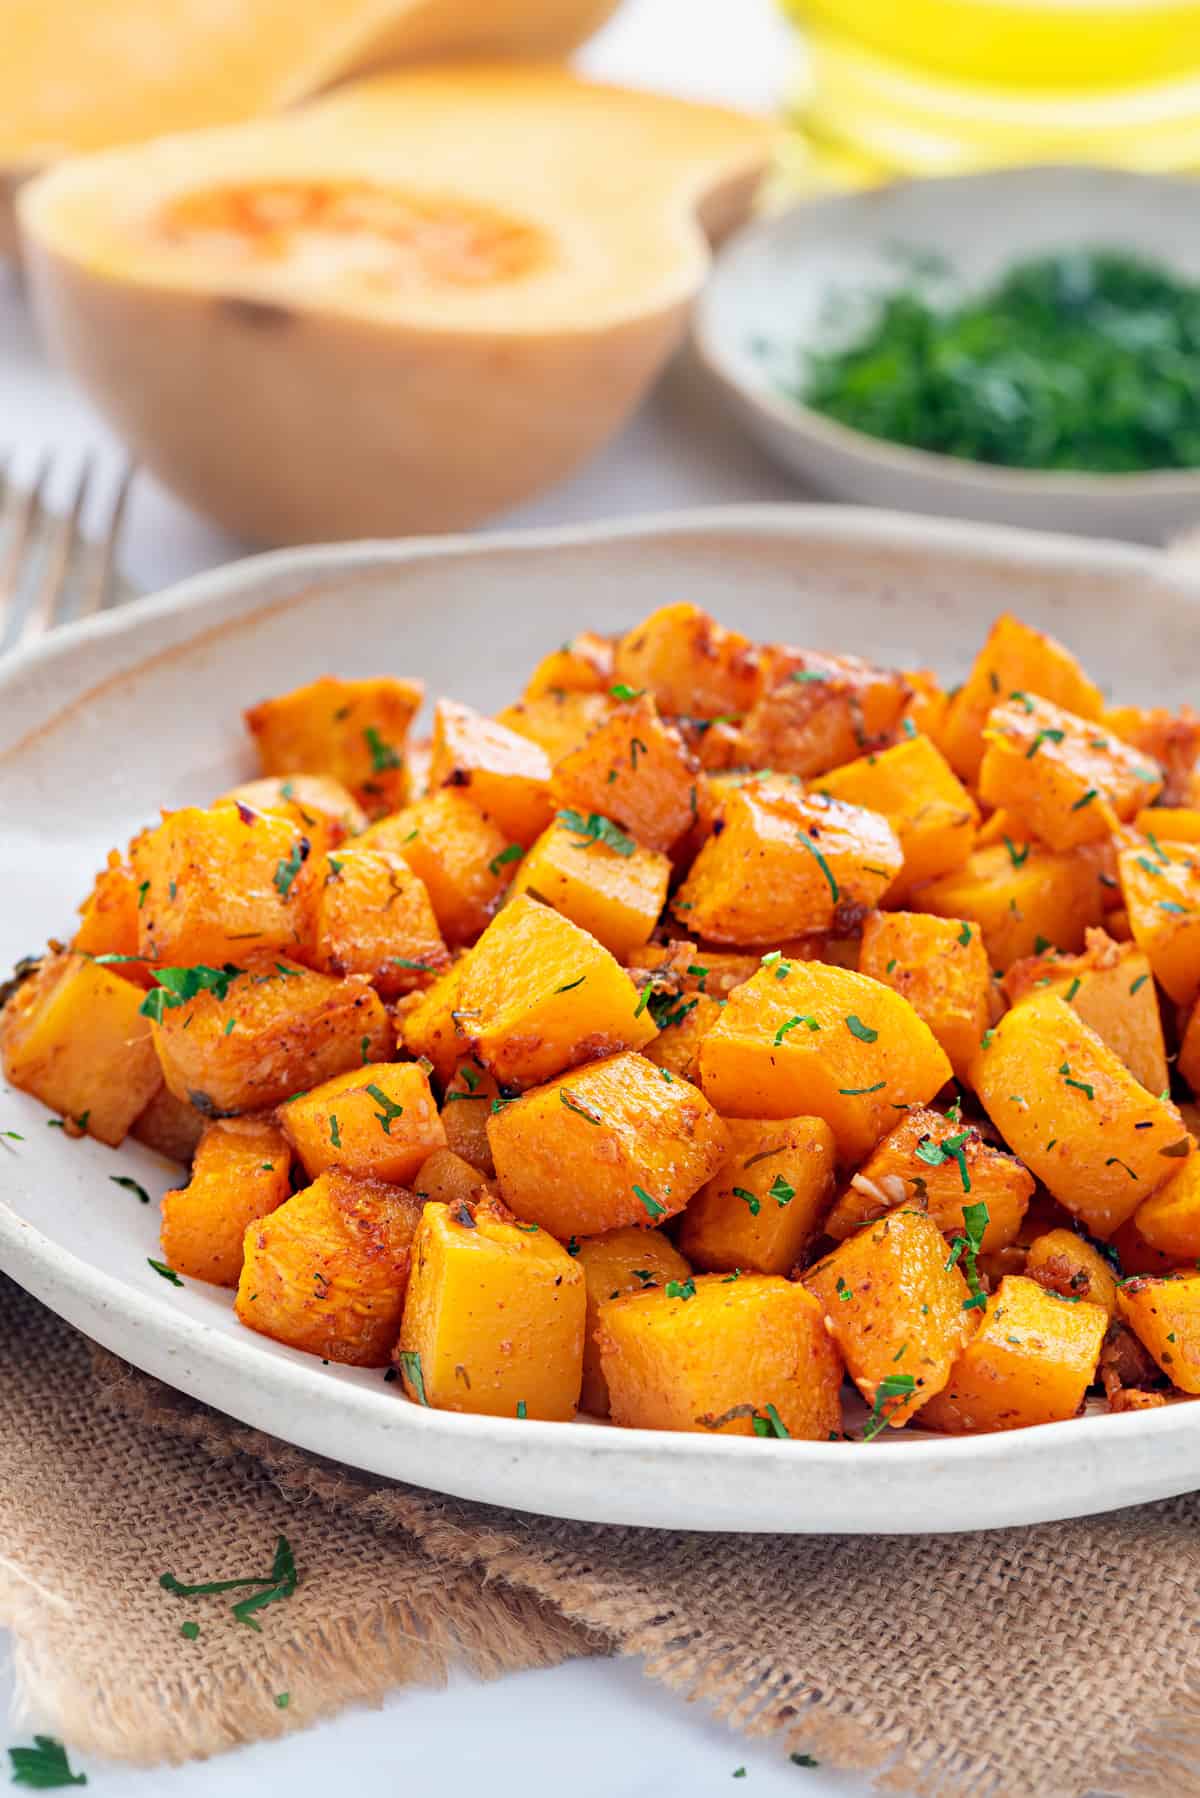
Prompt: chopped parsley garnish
<box><xmin>796</xmin><ymin>833</ymin><xmax>839</xmax><ymax>902</ymax></box>
<box><xmin>1105</xmin><ymin>1157</ymin><xmax>1138</xmax><ymax>1181</ymax></box>
<box><xmin>1070</xmin><ymin>788</ymin><xmax>1099</xmax><ymax>811</ymax></box>
<box><xmin>1025</xmin><ymin>727</ymin><xmax>1065</xmax><ymax>759</ymax></box>
<box><xmin>609</xmin><ymin>682</ymin><xmax>645</xmax><ymax>701</ymax></box>
<box><xmin>633</xmin><ymin>1184</ymin><xmax>666</xmax><ymax>1220</ymax></box>
<box><xmin>7</xmin><ymin>1736</ymin><xmax>87</xmax><ymax>1789</ymax></box>
<box><xmin>110</xmin><ymin>1175</ymin><xmax>151</xmax><ymax>1205</ymax></box>
<box><xmin>774</xmin><ymin>1014</ymin><xmax>817</xmax><ymax>1046</ymax></box>
<box><xmin>329</xmin><ymin>1115</ymin><xmax>342</xmax><ymax>1149</ymax></box>
<box><xmin>557</xmin><ymin>808</ymin><xmax>636</xmax><ymax>858</ymax></box>
<box><xmin>397</xmin><ymin>1350</ymin><xmax>429</xmax><ymax>1405</ymax></box>
<box><xmin>1059</xmin><ymin>1062</ymin><xmax>1095</xmax><ymax>1100</ymax></box>
<box><xmin>160</xmin><ymin>1534</ymin><xmax>297</xmax><ymax>1632</ymax></box>
<box><xmin>365</xmin><ymin>1084</ymin><xmax>405</xmax><ymax>1134</ymax></box>
<box><xmin>790</xmin><ymin>669</ymin><xmax>829</xmax><ymax>683</ymax></box>
<box><xmin>862</xmin><ymin>1373</ymin><xmax>916</xmax><ymax>1441</ymax></box>
<box><xmin>489</xmin><ymin>844</ymin><xmax>523</xmax><ymax>877</ymax></box>
<box><xmin>364</xmin><ymin>725</ymin><xmax>402</xmax><ymax>773</ymax></box>
<box><xmin>914</xmin><ymin>1129</ymin><xmax>972</xmax><ymax>1193</ymax></box>
<box><xmin>1064</xmin><ymin>976</ymin><xmax>1082</xmax><ymax>1002</ymax></box>
<box><xmin>1003</xmin><ymin>837</ymin><xmax>1030</xmax><ymax>869</ymax></box>
<box><xmin>180</xmin><ymin>1621</ymin><xmax>199</xmax><ymax>1641</ymax></box>
<box><xmin>560</xmin><ymin>1088</ymin><xmax>602</xmax><ymax>1124</ymax></box>
<box><xmin>839</xmin><ymin>1081</ymin><xmax>885</xmax><ymax>1096</ymax></box>
<box><xmin>769</xmin><ymin>1175</ymin><xmax>795</xmax><ymax>1208</ymax></box>
<box><xmin>751</xmin><ymin>1404</ymin><xmax>790</xmax><ymax>1439</ymax></box>
<box><xmin>665</xmin><ymin>1278</ymin><xmax>697</xmax><ymax>1302</ymax></box>
<box><xmin>516</xmin><ymin>1400</ymin><xmax>528</xmax><ymax>1419</ymax></box>
<box><xmin>732</xmin><ymin>1186</ymin><xmax>761</xmax><ymax>1216</ymax></box>
<box><xmin>845</xmin><ymin>1014</ymin><xmax>878</xmax><ymax>1042</ymax></box>
<box><xmin>275</xmin><ymin>1694</ymin><xmax>290</xmax><ymax>1711</ymax></box>
<box><xmin>948</xmin><ymin>1199</ymin><xmax>990</xmax><ymax>1304</ymax></box>
<box><xmin>138</xmin><ymin>962</ymin><xmax>244</xmax><ymax>1022</ymax></box>
<box><xmin>273</xmin><ymin>840</ymin><xmax>308</xmax><ymax>899</ymax></box>
<box><xmin>147</xmin><ymin>1259</ymin><xmax>183</xmax><ymax>1286</ymax></box>
<box><xmin>136</xmin><ymin>880</ymin><xmax>150</xmax><ymax>908</ymax></box>
<box><xmin>555</xmin><ymin>975</ymin><xmax>587</xmax><ymax>994</ymax></box>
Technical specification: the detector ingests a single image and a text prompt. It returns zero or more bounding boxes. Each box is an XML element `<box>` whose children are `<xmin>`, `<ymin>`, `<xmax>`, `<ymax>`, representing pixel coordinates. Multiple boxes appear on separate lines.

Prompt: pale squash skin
<box><xmin>17</xmin><ymin>67</ymin><xmax>772</xmax><ymax>543</ymax></box>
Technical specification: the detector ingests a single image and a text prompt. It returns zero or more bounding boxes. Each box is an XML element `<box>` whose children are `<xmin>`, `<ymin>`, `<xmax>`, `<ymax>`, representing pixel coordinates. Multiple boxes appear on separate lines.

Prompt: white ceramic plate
<box><xmin>3</xmin><ymin>505</ymin><xmax>1200</xmax><ymax>1534</ymax></box>
<box><xmin>695</xmin><ymin>166</ymin><xmax>1200</xmax><ymax>543</ymax></box>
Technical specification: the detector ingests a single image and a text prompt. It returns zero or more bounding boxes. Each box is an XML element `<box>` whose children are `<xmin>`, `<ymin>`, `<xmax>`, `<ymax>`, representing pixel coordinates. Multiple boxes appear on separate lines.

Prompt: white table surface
<box><xmin>0</xmin><ymin>3</ymin><xmax>865</xmax><ymax>1792</ymax></box>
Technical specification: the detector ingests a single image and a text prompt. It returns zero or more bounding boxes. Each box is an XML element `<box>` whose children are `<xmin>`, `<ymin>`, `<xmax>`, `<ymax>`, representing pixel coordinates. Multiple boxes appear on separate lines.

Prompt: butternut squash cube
<box><xmin>678</xmin><ymin>1115</ymin><xmax>837</xmax><ymax>1276</ymax></box>
<box><xmin>550</xmin><ymin>694</ymin><xmax>702</xmax><ymax>853</ymax></box>
<box><xmin>497</xmin><ymin>691</ymin><xmax>616</xmax><ymax>765</ymax></box>
<box><xmin>236</xmin><ymin>1170</ymin><xmax>422</xmax><ymax>1366</ymax></box>
<box><xmin>858</xmin><ymin>910</ymin><xmax>992</xmax><ymax>1081</ymax></box>
<box><xmin>488</xmin><ymin>1051</ymin><xmax>728</xmax><ymax>1238</ymax></box>
<box><xmin>903</xmin><ymin>667</ymin><xmax>950</xmax><ymax>747</ymax></box>
<box><xmin>428</xmin><ymin>698</ymin><xmax>553</xmax><ymax>846</ymax></box>
<box><xmin>440</xmin><ymin>1059</ymin><xmax>499</xmax><ymax>1175</ymax></box>
<box><xmin>360</xmin><ymin>790</ymin><xmax>511</xmax><ymax>946</ymax></box>
<box><xmin>1109</xmin><ymin>1214</ymin><xmax>1180</xmax><ymax>1278</ymax></box>
<box><xmin>672</xmin><ymin>779</ymin><xmax>902</xmax><ymax>946</ymax></box>
<box><xmin>1024</xmin><ymin>1228</ymin><xmax>1120</xmax><ymax>1317</ymax></box>
<box><xmin>612</xmin><ymin>602</ymin><xmax>761</xmax><ymax>721</ymax></box>
<box><xmin>597</xmin><ymin>1274</ymin><xmax>843</xmax><ymax>1439</ymax></box>
<box><xmin>72</xmin><ymin>850</ymin><xmax>150</xmax><ymax>979</ymax></box>
<box><xmin>805</xmin><ymin>1210</ymin><xmax>976</xmax><ymax>1426</ymax></box>
<box><xmin>1004</xmin><ymin>931</ymin><xmax>1168</xmax><ymax>1098</ymax></box>
<box><xmin>161</xmin><ymin>1116</ymin><xmax>291</xmax><ymax>1288</ymax></box>
<box><xmin>309</xmin><ymin>844</ymin><xmax>449</xmax><ymax>998</ymax></box>
<box><xmin>2</xmin><ymin>952</ymin><xmax>161</xmax><ymax>1146</ymax></box>
<box><xmin>1116</xmin><ymin>831</ymin><xmax>1200</xmax><ymax>1007</ymax></box>
<box><xmin>399</xmin><ymin>960</ymin><xmax>466</xmax><ymax>1085</ymax></box>
<box><xmin>1134</xmin><ymin>1155</ymin><xmax>1200</xmax><ymax>1262</ymax></box>
<box><xmin>244</xmin><ymin>674</ymin><xmax>423</xmax><ymax>818</ymax></box>
<box><xmin>396</xmin><ymin>1201</ymin><xmax>585</xmax><ymax>1419</ymax></box>
<box><xmin>219</xmin><ymin>772</ymin><xmax>367</xmax><ymax>839</ymax></box>
<box><xmin>1117</xmin><ymin>1273</ymin><xmax>1200</xmax><ymax>1393</ymax></box>
<box><xmin>1133</xmin><ymin>806</ymin><xmax>1200</xmax><ymax>845</ymax></box>
<box><xmin>971</xmin><ymin>990</ymin><xmax>1189</xmax><ymax>1237</ymax></box>
<box><xmin>918</xmin><ymin>1275</ymin><xmax>1108</xmax><ymax>1432</ymax></box>
<box><xmin>917</xmin><ymin>842</ymin><xmax>1104</xmax><ymax>972</ymax></box>
<box><xmin>940</xmin><ymin>613</ymin><xmax>1104</xmax><ymax>785</ymax></box>
<box><xmin>818</xmin><ymin>734</ymin><xmax>978</xmax><ymax>898</ymax></box>
<box><xmin>509</xmin><ymin>817</ymin><xmax>669</xmax><ymax>963</ymax></box>
<box><xmin>824</xmin><ymin>1107</ymin><xmax>1033</xmax><ymax>1252</ymax></box>
<box><xmin>735</xmin><ymin>648</ymin><xmax>910</xmax><ymax>778</ymax></box>
<box><xmin>979</xmin><ymin>694</ymin><xmax>1162</xmax><ymax>849</ymax></box>
<box><xmin>279</xmin><ymin>1061</ymin><xmax>444</xmax><ymax>1185</ymax></box>
<box><xmin>413</xmin><ymin>1146</ymin><xmax>496</xmax><ymax>1208</ymax></box>
<box><xmin>698</xmin><ymin>960</ymin><xmax>952</xmax><ymax>1166</ymax></box>
<box><xmin>523</xmin><ymin>631</ymin><xmax>614</xmax><ymax>701</ymax></box>
<box><xmin>1107</xmin><ymin>705</ymin><xmax>1200</xmax><ymax>805</ymax></box>
<box><xmin>132</xmin><ymin>803</ymin><xmax>313</xmax><ymax>968</ymax></box>
<box><xmin>152</xmin><ymin>957</ymin><xmax>391</xmax><ymax>1115</ymax></box>
<box><xmin>131</xmin><ymin>1083</ymin><xmax>206</xmax><ymax>1164</ymax></box>
<box><xmin>573</xmin><ymin>1226</ymin><xmax>691</xmax><ymax>1416</ymax></box>
<box><xmin>453</xmin><ymin>894</ymin><xmax>655</xmax><ymax>1090</ymax></box>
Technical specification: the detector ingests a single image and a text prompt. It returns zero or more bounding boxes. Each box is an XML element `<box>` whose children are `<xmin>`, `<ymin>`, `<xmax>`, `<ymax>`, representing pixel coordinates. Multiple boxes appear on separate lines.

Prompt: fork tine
<box><xmin>78</xmin><ymin>461</ymin><xmax>135</xmax><ymax>622</ymax></box>
<box><xmin>0</xmin><ymin>452</ymin><xmax>52</xmax><ymax>637</ymax></box>
<box><xmin>21</xmin><ymin>455</ymin><xmax>92</xmax><ymax>645</ymax></box>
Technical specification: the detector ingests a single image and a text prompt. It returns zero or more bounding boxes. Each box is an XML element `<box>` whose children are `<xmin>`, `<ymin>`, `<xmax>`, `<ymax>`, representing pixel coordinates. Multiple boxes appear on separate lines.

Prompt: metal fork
<box><xmin>0</xmin><ymin>454</ymin><xmax>135</xmax><ymax>650</ymax></box>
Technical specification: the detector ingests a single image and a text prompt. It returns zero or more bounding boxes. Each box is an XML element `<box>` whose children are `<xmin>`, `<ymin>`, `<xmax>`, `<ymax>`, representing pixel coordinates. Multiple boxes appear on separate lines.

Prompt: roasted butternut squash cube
<box><xmin>1134</xmin><ymin>1154</ymin><xmax>1200</xmax><ymax>1261</ymax></box>
<box><xmin>1107</xmin><ymin>704</ymin><xmax>1200</xmax><ymax>806</ymax></box>
<box><xmin>858</xmin><ymin>911</ymin><xmax>992</xmax><ymax>1081</ymax></box>
<box><xmin>698</xmin><ymin>960</ymin><xmax>952</xmax><ymax>1166</ymax></box>
<box><xmin>1109</xmin><ymin>1214</ymin><xmax>1180</xmax><ymax>1278</ymax></box>
<box><xmin>672</xmin><ymin>780</ymin><xmax>902</xmax><ymax>946</ymax></box>
<box><xmin>824</xmin><ymin>1107</ymin><xmax>1033</xmax><ymax>1252</ymax></box>
<box><xmin>903</xmin><ymin>667</ymin><xmax>950</xmax><ymax>747</ymax></box>
<box><xmin>132</xmin><ymin>803</ymin><xmax>314</xmax><ymax>967</ymax></box>
<box><xmin>735</xmin><ymin>648</ymin><xmax>910</xmax><ymax>778</ymax></box>
<box><xmin>509</xmin><ymin>818</ymin><xmax>669</xmax><ymax>962</ymax></box>
<box><xmin>496</xmin><ymin>691</ymin><xmax>616</xmax><ymax>765</ymax></box>
<box><xmin>131</xmin><ymin>1083</ymin><xmax>206</xmax><ymax>1164</ymax></box>
<box><xmin>1</xmin><ymin>952</ymin><xmax>161</xmax><ymax>1146</ymax></box>
<box><xmin>440</xmin><ymin>1060</ymin><xmax>499</xmax><ymax>1175</ymax></box>
<box><xmin>399</xmin><ymin>961</ymin><xmax>466</xmax><ymax>1085</ymax></box>
<box><xmin>550</xmin><ymin>694</ymin><xmax>702</xmax><ymax>853</ymax></box>
<box><xmin>971</xmin><ymin>990</ymin><xmax>1189</xmax><ymax>1237</ymax></box>
<box><xmin>523</xmin><ymin>631</ymin><xmax>614</xmax><ymax>700</ymax></box>
<box><xmin>279</xmin><ymin>1062</ymin><xmax>444</xmax><ymax>1186</ymax></box>
<box><xmin>72</xmin><ymin>850</ymin><xmax>150</xmax><ymax>980</ymax></box>
<box><xmin>413</xmin><ymin>1147</ymin><xmax>497</xmax><ymax>1208</ymax></box>
<box><xmin>1133</xmin><ymin>806</ymin><xmax>1200</xmax><ymax>845</ymax></box>
<box><xmin>818</xmin><ymin>735</ymin><xmax>977</xmax><ymax>898</ymax></box>
<box><xmin>979</xmin><ymin>694</ymin><xmax>1162</xmax><ymax>849</ymax></box>
<box><xmin>453</xmin><ymin>894</ymin><xmax>655</xmax><ymax>1090</ymax></box>
<box><xmin>360</xmin><ymin>790</ymin><xmax>511</xmax><ymax>947</ymax></box>
<box><xmin>918</xmin><ymin>1275</ymin><xmax>1108</xmax><ymax>1432</ymax></box>
<box><xmin>1116</xmin><ymin>831</ymin><xmax>1200</xmax><ymax>1007</ymax></box>
<box><xmin>612</xmin><ymin>603</ymin><xmax>761</xmax><ymax>720</ymax></box>
<box><xmin>220</xmin><ymin>773</ymin><xmax>366</xmax><ymax>840</ymax></box>
<box><xmin>429</xmin><ymin>698</ymin><xmax>553</xmax><ymax>847</ymax></box>
<box><xmin>236</xmin><ymin>1170</ymin><xmax>422</xmax><ymax>1367</ymax></box>
<box><xmin>917</xmin><ymin>842</ymin><xmax>1104</xmax><ymax>972</ymax></box>
<box><xmin>940</xmin><ymin>613</ymin><xmax>1104</xmax><ymax>784</ymax></box>
<box><xmin>309</xmin><ymin>844</ymin><xmax>449</xmax><ymax>999</ymax></box>
<box><xmin>1024</xmin><ymin>1228</ymin><xmax>1120</xmax><ymax>1317</ymax></box>
<box><xmin>1004</xmin><ymin>931</ymin><xmax>1168</xmax><ymax>1097</ymax></box>
<box><xmin>805</xmin><ymin>1210</ymin><xmax>976</xmax><ymax>1426</ymax></box>
<box><xmin>1117</xmin><ymin>1273</ymin><xmax>1200</xmax><ymax>1393</ymax></box>
<box><xmin>678</xmin><ymin>1116</ymin><xmax>836</xmax><ymax>1276</ymax></box>
<box><xmin>573</xmin><ymin>1227</ymin><xmax>691</xmax><ymax>1416</ymax></box>
<box><xmin>597</xmin><ymin>1274</ymin><xmax>843</xmax><ymax>1439</ymax></box>
<box><xmin>488</xmin><ymin>1051</ymin><xmax>728</xmax><ymax>1237</ymax></box>
<box><xmin>161</xmin><ymin>1116</ymin><xmax>291</xmax><ymax>1288</ymax></box>
<box><xmin>244</xmin><ymin>674</ymin><xmax>423</xmax><ymax>818</ymax></box>
<box><xmin>152</xmin><ymin>957</ymin><xmax>391</xmax><ymax>1116</ymax></box>
<box><xmin>396</xmin><ymin>1201</ymin><xmax>585</xmax><ymax>1419</ymax></box>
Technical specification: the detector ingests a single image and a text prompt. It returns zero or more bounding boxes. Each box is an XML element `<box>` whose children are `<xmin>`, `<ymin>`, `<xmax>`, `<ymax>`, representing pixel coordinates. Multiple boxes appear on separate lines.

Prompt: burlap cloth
<box><xmin>2</xmin><ymin>1275</ymin><xmax>1199</xmax><ymax>1797</ymax></box>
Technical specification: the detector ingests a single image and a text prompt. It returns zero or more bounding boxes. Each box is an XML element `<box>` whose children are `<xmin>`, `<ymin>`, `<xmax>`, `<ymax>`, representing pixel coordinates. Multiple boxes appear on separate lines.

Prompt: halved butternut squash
<box><xmin>19</xmin><ymin>69</ymin><xmax>771</xmax><ymax>542</ymax></box>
